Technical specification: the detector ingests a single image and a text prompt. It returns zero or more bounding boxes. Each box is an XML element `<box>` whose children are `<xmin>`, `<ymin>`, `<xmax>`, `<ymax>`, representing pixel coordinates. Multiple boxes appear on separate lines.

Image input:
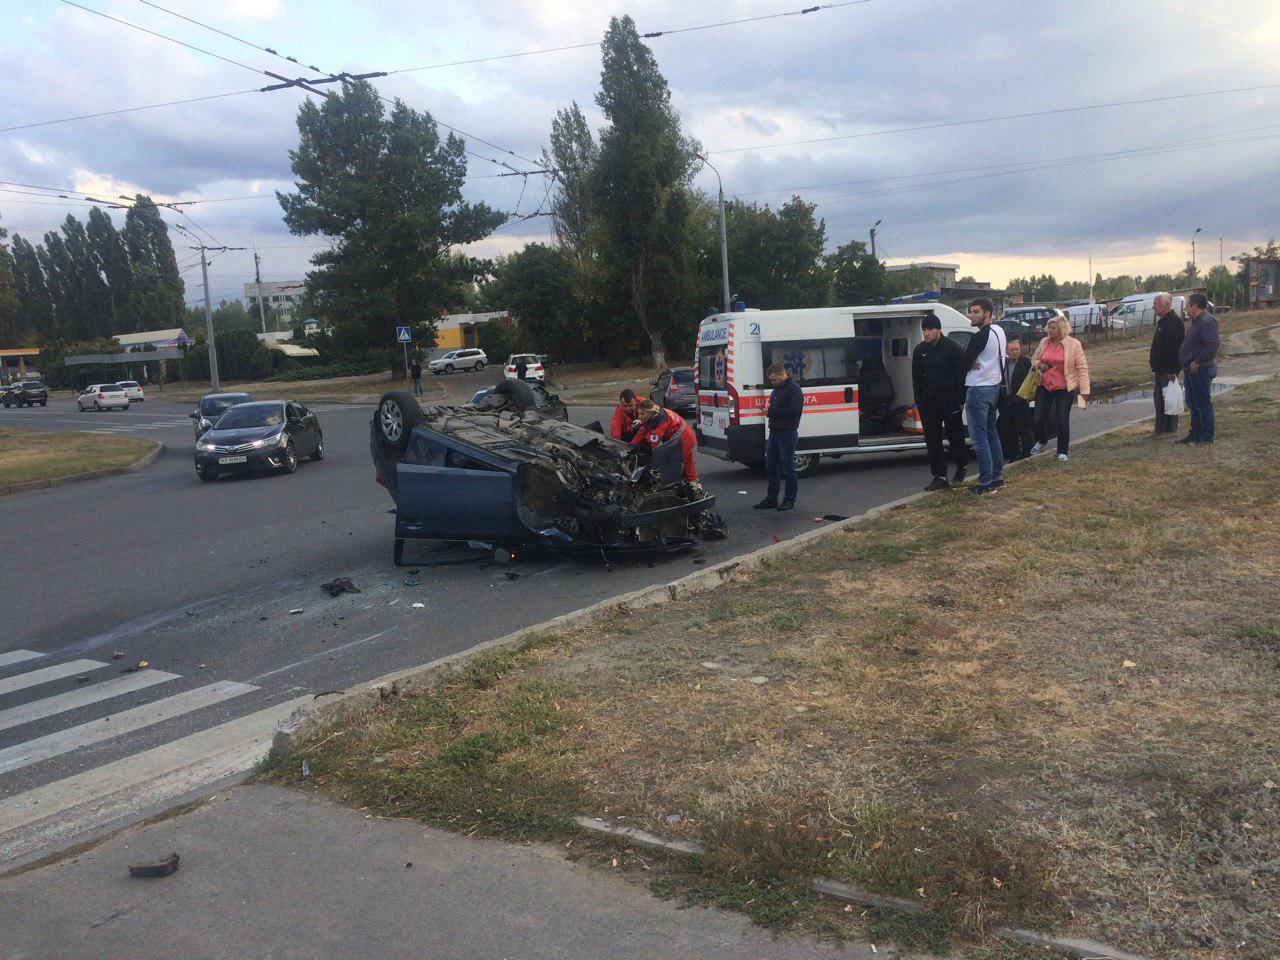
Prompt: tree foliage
<box><xmin>825</xmin><ymin>239</ymin><xmax>885</xmax><ymax>306</ymax></box>
<box><xmin>278</xmin><ymin>80</ymin><xmax>504</xmax><ymax>372</ymax></box>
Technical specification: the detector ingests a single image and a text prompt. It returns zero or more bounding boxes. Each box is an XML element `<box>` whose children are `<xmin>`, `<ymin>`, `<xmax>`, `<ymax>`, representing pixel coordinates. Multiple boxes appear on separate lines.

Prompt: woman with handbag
<box><xmin>1029</xmin><ymin>317</ymin><xmax>1090</xmax><ymax>461</ymax></box>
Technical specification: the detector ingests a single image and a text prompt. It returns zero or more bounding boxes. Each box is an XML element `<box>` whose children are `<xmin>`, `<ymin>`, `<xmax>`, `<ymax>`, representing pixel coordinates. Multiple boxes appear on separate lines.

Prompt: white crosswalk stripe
<box><xmin>0</xmin><ymin>650</ymin><xmax>44</xmax><ymax>669</ymax></box>
<box><xmin>0</xmin><ymin>669</ymin><xmax>180</xmax><ymax>733</ymax></box>
<box><xmin>0</xmin><ymin>659</ymin><xmax>108</xmax><ymax>696</ymax></box>
<box><xmin>0</xmin><ymin>680</ymin><xmax>257</xmax><ymax>775</ymax></box>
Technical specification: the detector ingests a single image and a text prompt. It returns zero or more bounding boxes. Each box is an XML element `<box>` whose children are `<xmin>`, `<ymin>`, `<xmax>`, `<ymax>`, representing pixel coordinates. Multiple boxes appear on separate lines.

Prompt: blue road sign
<box><xmin>395</xmin><ymin>326</ymin><xmax>412</xmax><ymax>343</ymax></box>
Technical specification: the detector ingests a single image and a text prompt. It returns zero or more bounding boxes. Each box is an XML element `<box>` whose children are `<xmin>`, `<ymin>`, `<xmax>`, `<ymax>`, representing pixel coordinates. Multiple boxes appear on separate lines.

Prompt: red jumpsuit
<box><xmin>609</xmin><ymin>403</ymin><xmax>639</xmax><ymax>442</ymax></box>
<box><xmin>632</xmin><ymin>408</ymin><xmax>698</xmax><ymax>482</ymax></box>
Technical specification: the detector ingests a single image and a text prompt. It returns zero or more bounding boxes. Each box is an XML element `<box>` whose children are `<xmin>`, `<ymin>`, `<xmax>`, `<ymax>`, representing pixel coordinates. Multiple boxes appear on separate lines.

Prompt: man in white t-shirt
<box><xmin>961</xmin><ymin>298</ymin><xmax>1007</xmax><ymax>494</ymax></box>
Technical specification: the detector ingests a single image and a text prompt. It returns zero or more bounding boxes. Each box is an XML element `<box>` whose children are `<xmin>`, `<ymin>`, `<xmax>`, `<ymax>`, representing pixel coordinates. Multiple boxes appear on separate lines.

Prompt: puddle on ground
<box><xmin>1091</xmin><ymin>381</ymin><xmax>1230</xmax><ymax>405</ymax></box>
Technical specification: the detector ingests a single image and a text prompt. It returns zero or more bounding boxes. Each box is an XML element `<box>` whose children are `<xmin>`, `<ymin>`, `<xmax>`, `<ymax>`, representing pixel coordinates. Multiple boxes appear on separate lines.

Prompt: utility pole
<box><xmin>1192</xmin><ymin>226</ymin><xmax>1202</xmax><ymax>279</ymax></box>
<box><xmin>199</xmin><ymin>248</ymin><xmax>220</xmax><ymax>391</ymax></box>
<box><xmin>870</xmin><ymin>219</ymin><xmax>881</xmax><ymax>259</ymax></box>
<box><xmin>1219</xmin><ymin>237</ymin><xmax>1224</xmax><ymax>265</ymax></box>
<box><xmin>1088</xmin><ymin>254</ymin><xmax>1093</xmax><ymax>303</ymax></box>
<box><xmin>697</xmin><ymin>153</ymin><xmax>731</xmax><ymax>313</ymax></box>
<box><xmin>253</xmin><ymin>245</ymin><xmax>268</xmax><ymax>334</ymax></box>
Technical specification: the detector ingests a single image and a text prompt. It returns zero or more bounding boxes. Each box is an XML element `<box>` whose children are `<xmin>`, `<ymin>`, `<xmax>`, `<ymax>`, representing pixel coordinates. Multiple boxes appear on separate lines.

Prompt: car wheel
<box><xmin>444</xmin><ymin>364</ymin><xmax>455</xmax><ymax>374</ymax></box>
<box><xmin>794</xmin><ymin>453</ymin><xmax>820</xmax><ymax>478</ymax></box>
<box><xmin>280</xmin><ymin>440</ymin><xmax>298</xmax><ymax>474</ymax></box>
<box><xmin>39</xmin><ymin>400</ymin><xmax>46</xmax><ymax>407</ymax></box>
<box><xmin>310</xmin><ymin>433</ymin><xmax>324</xmax><ymax>461</ymax></box>
<box><xmin>374</xmin><ymin>390</ymin><xmax>421</xmax><ymax>460</ymax></box>
<box><xmin>474</xmin><ymin>360</ymin><xmax>484</xmax><ymax>371</ymax></box>
<box><xmin>197</xmin><ymin>466</ymin><xmax>218</xmax><ymax>482</ymax></box>
<box><xmin>492</xmin><ymin>378</ymin><xmax>539</xmax><ymax>412</ymax></box>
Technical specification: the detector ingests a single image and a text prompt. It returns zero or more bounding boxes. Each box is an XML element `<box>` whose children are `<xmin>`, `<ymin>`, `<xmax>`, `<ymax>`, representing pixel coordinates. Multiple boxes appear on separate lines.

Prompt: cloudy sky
<box><xmin>2</xmin><ymin>0</ymin><xmax>1278</xmax><ymax>306</ymax></box>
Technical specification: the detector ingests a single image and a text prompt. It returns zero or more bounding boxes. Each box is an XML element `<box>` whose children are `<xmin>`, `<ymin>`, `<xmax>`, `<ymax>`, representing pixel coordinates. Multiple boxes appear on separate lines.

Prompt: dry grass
<box><xmin>269</xmin><ymin>379</ymin><xmax>1280</xmax><ymax>958</ymax></box>
<box><xmin>156</xmin><ymin>372</ymin><xmax>426</xmax><ymax>405</ymax></box>
<box><xmin>0</xmin><ymin>427</ymin><xmax>156</xmax><ymax>488</ymax></box>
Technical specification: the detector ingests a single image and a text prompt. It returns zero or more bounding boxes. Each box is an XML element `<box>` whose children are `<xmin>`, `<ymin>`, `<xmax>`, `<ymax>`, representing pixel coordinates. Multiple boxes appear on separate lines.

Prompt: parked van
<box><xmin>1106</xmin><ymin>292</ymin><xmax>1183</xmax><ymax>329</ymax></box>
<box><xmin>1064</xmin><ymin>303</ymin><xmax>1107</xmax><ymax>332</ymax></box>
<box><xmin>695</xmin><ymin>304</ymin><xmax>972</xmax><ymax>475</ymax></box>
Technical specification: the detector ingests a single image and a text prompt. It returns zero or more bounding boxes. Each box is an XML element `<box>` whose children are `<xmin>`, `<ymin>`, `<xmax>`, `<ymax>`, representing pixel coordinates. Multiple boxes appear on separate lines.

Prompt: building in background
<box><xmin>436</xmin><ymin>311</ymin><xmax>510</xmax><ymax>350</ymax></box>
<box><xmin>0</xmin><ymin>347</ymin><xmax>41</xmax><ymax>383</ymax></box>
<box><xmin>114</xmin><ymin>329</ymin><xmax>192</xmax><ymax>349</ymax></box>
<box><xmin>245</xmin><ymin>281</ymin><xmax>306</xmax><ymax>324</ymax></box>
<box><xmin>1243</xmin><ymin>257</ymin><xmax>1280</xmax><ymax>308</ymax></box>
<box><xmin>886</xmin><ymin>261</ymin><xmax>959</xmax><ymax>290</ymax></box>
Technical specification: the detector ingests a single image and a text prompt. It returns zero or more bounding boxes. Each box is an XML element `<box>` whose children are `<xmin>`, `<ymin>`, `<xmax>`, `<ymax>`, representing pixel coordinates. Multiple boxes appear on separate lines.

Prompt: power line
<box><xmin>711</xmin><ymin>79</ymin><xmax>1280</xmax><ymax>154</ymax></box>
<box><xmin>132</xmin><ymin>0</ymin><xmax>322</xmax><ymax>72</ymax></box>
<box><xmin>0</xmin><ymin>89</ymin><xmax>260</xmax><ymax>134</ymax></box>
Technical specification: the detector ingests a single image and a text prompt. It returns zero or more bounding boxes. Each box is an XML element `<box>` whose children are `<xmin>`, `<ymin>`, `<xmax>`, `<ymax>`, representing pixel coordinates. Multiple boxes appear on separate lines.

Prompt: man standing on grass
<box><xmin>1178</xmin><ymin>293</ymin><xmax>1220</xmax><ymax>446</ymax></box>
<box><xmin>911</xmin><ymin>314</ymin><xmax>967</xmax><ymax>490</ymax></box>
<box><xmin>754</xmin><ymin>362</ymin><xmax>804</xmax><ymax>512</ymax></box>
<box><xmin>410</xmin><ymin>356</ymin><xmax>422</xmax><ymax>397</ymax></box>
<box><xmin>961</xmin><ymin>298</ymin><xmax>1008</xmax><ymax>493</ymax></box>
<box><xmin>1149</xmin><ymin>293</ymin><xmax>1185</xmax><ymax>436</ymax></box>
<box><xmin>998</xmin><ymin>338</ymin><xmax>1035</xmax><ymax>460</ymax></box>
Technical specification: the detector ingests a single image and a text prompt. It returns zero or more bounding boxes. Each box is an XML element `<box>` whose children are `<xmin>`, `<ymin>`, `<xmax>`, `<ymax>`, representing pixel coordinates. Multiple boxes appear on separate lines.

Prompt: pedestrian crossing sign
<box><xmin>396</xmin><ymin>326</ymin><xmax>412</xmax><ymax>343</ymax></box>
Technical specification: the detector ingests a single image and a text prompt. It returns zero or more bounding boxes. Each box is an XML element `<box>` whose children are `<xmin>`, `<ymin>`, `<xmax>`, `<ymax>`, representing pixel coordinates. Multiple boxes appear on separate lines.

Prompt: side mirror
<box><xmin>189</xmin><ymin>412</ymin><xmax>199</xmax><ymax>419</ymax></box>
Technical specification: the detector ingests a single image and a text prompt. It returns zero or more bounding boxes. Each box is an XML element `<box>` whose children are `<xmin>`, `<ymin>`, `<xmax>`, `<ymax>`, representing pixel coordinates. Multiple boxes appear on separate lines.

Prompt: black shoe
<box><xmin>952</xmin><ymin>467</ymin><xmax>966</xmax><ymax>484</ymax></box>
<box><xmin>776</xmin><ymin>501</ymin><xmax>795</xmax><ymax>512</ymax></box>
<box><xmin>924</xmin><ymin>477</ymin><xmax>950</xmax><ymax>492</ymax></box>
<box><xmin>966</xmin><ymin>483</ymin><xmax>992</xmax><ymax>495</ymax></box>
<box><xmin>1175</xmin><ymin>436</ymin><xmax>1195</xmax><ymax>445</ymax></box>
<box><xmin>1194</xmin><ymin>439</ymin><xmax>1214</xmax><ymax>446</ymax></box>
<box><xmin>989</xmin><ymin>478</ymin><xmax>1006</xmax><ymax>489</ymax></box>
<box><xmin>752</xmin><ymin>499</ymin><xmax>778</xmax><ymax>510</ymax></box>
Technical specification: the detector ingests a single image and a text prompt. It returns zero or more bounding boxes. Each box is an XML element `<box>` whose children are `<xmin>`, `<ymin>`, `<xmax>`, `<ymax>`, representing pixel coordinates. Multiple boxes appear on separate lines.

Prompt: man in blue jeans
<box><xmin>753</xmin><ymin>362</ymin><xmax>804</xmax><ymax>512</ymax></box>
<box><xmin>1177</xmin><ymin>292</ymin><xmax>1220</xmax><ymax>445</ymax></box>
<box><xmin>961</xmin><ymin>298</ymin><xmax>1008</xmax><ymax>494</ymax></box>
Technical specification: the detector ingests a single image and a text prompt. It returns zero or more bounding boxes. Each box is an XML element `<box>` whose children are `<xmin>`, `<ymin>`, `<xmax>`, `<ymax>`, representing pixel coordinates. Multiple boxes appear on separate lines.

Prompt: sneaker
<box><xmin>1029</xmin><ymin>442</ymin><xmax>1043</xmax><ymax>455</ymax></box>
<box><xmin>1175</xmin><ymin>436</ymin><xmax>1195</xmax><ymax>445</ymax></box>
<box><xmin>967</xmin><ymin>484</ymin><xmax>992</xmax><ymax>495</ymax></box>
<box><xmin>752</xmin><ymin>499</ymin><xmax>778</xmax><ymax>510</ymax></box>
<box><xmin>776</xmin><ymin>501</ymin><xmax>795</xmax><ymax>512</ymax></box>
<box><xmin>924</xmin><ymin>477</ymin><xmax>950</xmax><ymax>492</ymax></box>
<box><xmin>989</xmin><ymin>478</ymin><xmax>1006</xmax><ymax>489</ymax></box>
<box><xmin>1057</xmin><ymin>453</ymin><xmax>1068</xmax><ymax>462</ymax></box>
<box><xmin>951</xmin><ymin>467</ymin><xmax>967</xmax><ymax>484</ymax></box>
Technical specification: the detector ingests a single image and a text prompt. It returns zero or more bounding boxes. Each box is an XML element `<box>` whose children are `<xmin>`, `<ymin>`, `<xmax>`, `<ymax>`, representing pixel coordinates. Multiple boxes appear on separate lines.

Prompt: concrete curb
<box><xmin>574</xmin><ymin>816</ymin><xmax>1147</xmax><ymax>960</ymax></box>
<box><xmin>1</xmin><ymin>440</ymin><xmax>164</xmax><ymax>497</ymax></box>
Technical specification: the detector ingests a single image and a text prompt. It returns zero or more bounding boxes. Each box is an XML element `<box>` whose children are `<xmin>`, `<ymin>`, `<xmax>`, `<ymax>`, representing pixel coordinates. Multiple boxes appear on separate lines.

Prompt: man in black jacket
<box><xmin>1149</xmin><ymin>293</ymin><xmax>1185</xmax><ymax>436</ymax></box>
<box><xmin>754</xmin><ymin>362</ymin><xmax>804</xmax><ymax>511</ymax></box>
<box><xmin>997</xmin><ymin>339</ymin><xmax>1035</xmax><ymax>460</ymax></box>
<box><xmin>911</xmin><ymin>315</ymin><xmax>967</xmax><ymax>490</ymax></box>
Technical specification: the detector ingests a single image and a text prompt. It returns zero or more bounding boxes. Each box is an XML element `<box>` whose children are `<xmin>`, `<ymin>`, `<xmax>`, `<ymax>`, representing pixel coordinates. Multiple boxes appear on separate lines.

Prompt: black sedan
<box><xmin>194</xmin><ymin>400</ymin><xmax>323</xmax><ymax>482</ymax></box>
<box><xmin>3</xmin><ymin>381</ymin><xmax>49</xmax><ymax>408</ymax></box>
<box><xmin>650</xmin><ymin>367</ymin><xmax>697</xmax><ymax>418</ymax></box>
<box><xmin>190</xmin><ymin>392</ymin><xmax>254</xmax><ymax>438</ymax></box>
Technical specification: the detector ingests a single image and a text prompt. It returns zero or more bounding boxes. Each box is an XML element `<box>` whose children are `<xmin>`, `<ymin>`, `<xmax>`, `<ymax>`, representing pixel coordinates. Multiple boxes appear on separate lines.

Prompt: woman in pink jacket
<box><xmin>1030</xmin><ymin>317</ymin><xmax>1090</xmax><ymax>461</ymax></box>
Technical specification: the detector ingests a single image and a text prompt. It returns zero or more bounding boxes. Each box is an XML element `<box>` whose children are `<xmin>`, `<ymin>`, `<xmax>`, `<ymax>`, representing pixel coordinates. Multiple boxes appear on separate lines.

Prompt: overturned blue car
<box><xmin>370</xmin><ymin>381</ymin><xmax>723</xmax><ymax>565</ymax></box>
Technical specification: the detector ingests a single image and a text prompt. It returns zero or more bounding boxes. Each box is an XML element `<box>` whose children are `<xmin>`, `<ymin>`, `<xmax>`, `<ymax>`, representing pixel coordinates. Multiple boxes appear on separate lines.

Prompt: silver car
<box><xmin>77</xmin><ymin>383</ymin><xmax>130</xmax><ymax>411</ymax></box>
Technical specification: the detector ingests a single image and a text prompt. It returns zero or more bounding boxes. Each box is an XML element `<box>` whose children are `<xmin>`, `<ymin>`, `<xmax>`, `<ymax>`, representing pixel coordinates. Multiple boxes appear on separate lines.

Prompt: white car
<box><xmin>504</xmin><ymin>354</ymin><xmax>546</xmax><ymax>382</ymax></box>
<box><xmin>116</xmin><ymin>380</ymin><xmax>145</xmax><ymax>402</ymax></box>
<box><xmin>429</xmin><ymin>349</ymin><xmax>487</xmax><ymax>375</ymax></box>
<box><xmin>77</xmin><ymin>383</ymin><xmax>130</xmax><ymax>411</ymax></box>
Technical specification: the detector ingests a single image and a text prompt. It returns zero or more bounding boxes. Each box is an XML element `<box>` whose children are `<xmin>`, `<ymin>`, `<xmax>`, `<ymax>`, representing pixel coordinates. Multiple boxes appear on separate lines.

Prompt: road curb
<box><xmin>574</xmin><ymin>816</ymin><xmax>1148</xmax><ymax>960</ymax></box>
<box><xmin>1</xmin><ymin>440</ymin><xmax>164</xmax><ymax>497</ymax></box>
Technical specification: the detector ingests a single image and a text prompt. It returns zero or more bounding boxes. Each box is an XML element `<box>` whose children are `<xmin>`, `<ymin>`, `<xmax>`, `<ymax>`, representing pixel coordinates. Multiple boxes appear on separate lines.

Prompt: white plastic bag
<box><xmin>1163</xmin><ymin>379</ymin><xmax>1185</xmax><ymax>417</ymax></box>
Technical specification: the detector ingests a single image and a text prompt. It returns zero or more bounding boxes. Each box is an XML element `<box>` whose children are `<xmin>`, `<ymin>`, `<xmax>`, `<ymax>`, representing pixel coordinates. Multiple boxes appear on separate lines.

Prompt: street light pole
<box><xmin>698</xmin><ymin>153</ymin><xmax>731</xmax><ymax>313</ymax></box>
<box><xmin>199</xmin><ymin>247</ymin><xmax>220</xmax><ymax>391</ymax></box>
<box><xmin>870</xmin><ymin>219</ymin><xmax>881</xmax><ymax>259</ymax></box>
<box><xmin>1192</xmin><ymin>226</ymin><xmax>1202</xmax><ymax>279</ymax></box>
<box><xmin>253</xmin><ymin>245</ymin><xmax>268</xmax><ymax>335</ymax></box>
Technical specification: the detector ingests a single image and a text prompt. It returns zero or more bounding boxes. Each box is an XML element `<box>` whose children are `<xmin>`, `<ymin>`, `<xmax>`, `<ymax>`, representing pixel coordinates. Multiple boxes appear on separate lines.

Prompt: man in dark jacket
<box><xmin>997</xmin><ymin>338</ymin><xmax>1035</xmax><ymax>461</ymax></box>
<box><xmin>1177</xmin><ymin>293</ymin><xmax>1220</xmax><ymax>445</ymax></box>
<box><xmin>1149</xmin><ymin>293</ymin><xmax>1185</xmax><ymax>435</ymax></box>
<box><xmin>754</xmin><ymin>362</ymin><xmax>804</xmax><ymax>511</ymax></box>
<box><xmin>911</xmin><ymin>315</ymin><xmax>968</xmax><ymax>490</ymax></box>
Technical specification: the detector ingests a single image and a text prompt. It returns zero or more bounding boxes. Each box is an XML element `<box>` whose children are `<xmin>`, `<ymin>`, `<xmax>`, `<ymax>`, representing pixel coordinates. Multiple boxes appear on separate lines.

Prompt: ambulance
<box><xmin>695</xmin><ymin>303</ymin><xmax>973</xmax><ymax>475</ymax></box>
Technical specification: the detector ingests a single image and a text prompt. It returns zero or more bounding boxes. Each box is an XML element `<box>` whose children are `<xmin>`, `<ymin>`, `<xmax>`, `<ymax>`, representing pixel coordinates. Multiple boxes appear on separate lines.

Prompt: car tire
<box><xmin>280</xmin><ymin>440</ymin><xmax>298</xmax><ymax>474</ymax></box>
<box><xmin>474</xmin><ymin>361</ymin><xmax>485</xmax><ymax>371</ymax></box>
<box><xmin>492</xmin><ymin>378</ymin><xmax>539</xmax><ymax>413</ymax></box>
<box><xmin>310</xmin><ymin>433</ymin><xmax>324</xmax><ymax>461</ymax></box>
<box><xmin>444</xmin><ymin>364</ymin><xmax>455</xmax><ymax>374</ymax></box>
<box><xmin>198</xmin><ymin>466</ymin><xmax>218</xmax><ymax>482</ymax></box>
<box><xmin>794</xmin><ymin>453</ymin><xmax>820</xmax><ymax>478</ymax></box>
<box><xmin>374</xmin><ymin>390</ymin><xmax>421</xmax><ymax>460</ymax></box>
<box><xmin>39</xmin><ymin>400</ymin><xmax>46</xmax><ymax>407</ymax></box>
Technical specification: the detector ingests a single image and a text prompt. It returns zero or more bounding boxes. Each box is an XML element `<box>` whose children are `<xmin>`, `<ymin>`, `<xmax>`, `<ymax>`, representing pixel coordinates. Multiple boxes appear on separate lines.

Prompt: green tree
<box><xmin>1172</xmin><ymin>263</ymin><xmax>1199</xmax><ymax>288</ymax></box>
<box><xmin>593</xmin><ymin>16</ymin><xmax>701</xmax><ymax>366</ymax></box>
<box><xmin>709</xmin><ymin>196</ymin><xmax>828</xmax><ymax>310</ymax></box>
<box><xmin>883</xmin><ymin>265</ymin><xmax>935</xmax><ymax>298</ymax></box>
<box><xmin>1142</xmin><ymin>272</ymin><xmax>1176</xmax><ymax>293</ymax></box>
<box><xmin>483</xmin><ymin>243</ymin><xmax>589</xmax><ymax>361</ymax></box>
<box><xmin>124</xmin><ymin>197</ymin><xmax>185</xmax><ymax>331</ymax></box>
<box><xmin>9</xmin><ymin>235</ymin><xmax>53</xmax><ymax>341</ymax></box>
<box><xmin>544</xmin><ymin>102</ymin><xmax>599</xmax><ymax>258</ymax></box>
<box><xmin>278</xmin><ymin>80</ymin><xmax>504</xmax><ymax>375</ymax></box>
<box><xmin>0</xmin><ymin>220</ymin><xmax>19</xmax><ymax>346</ymax></box>
<box><xmin>825</xmin><ymin>239</ymin><xmax>885</xmax><ymax>306</ymax></box>
<box><xmin>86</xmin><ymin>207</ymin><xmax>135</xmax><ymax>334</ymax></box>
<box><xmin>1205</xmin><ymin>264</ymin><xmax>1236</xmax><ymax>305</ymax></box>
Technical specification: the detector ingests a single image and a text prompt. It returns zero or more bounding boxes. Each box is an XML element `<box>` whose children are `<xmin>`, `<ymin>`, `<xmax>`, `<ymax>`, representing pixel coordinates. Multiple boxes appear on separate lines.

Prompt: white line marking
<box><xmin>0</xmin><ymin>670</ymin><xmax>180</xmax><ymax>733</ymax></box>
<box><xmin>0</xmin><ymin>660</ymin><xmax>108</xmax><ymax>697</ymax></box>
<box><xmin>251</xmin><ymin>629</ymin><xmax>393</xmax><ymax>681</ymax></box>
<box><xmin>0</xmin><ymin>695</ymin><xmax>310</xmax><ymax>868</ymax></box>
<box><xmin>0</xmin><ymin>680</ymin><xmax>257</xmax><ymax>775</ymax></box>
<box><xmin>0</xmin><ymin>651</ymin><xmax>43</xmax><ymax>669</ymax></box>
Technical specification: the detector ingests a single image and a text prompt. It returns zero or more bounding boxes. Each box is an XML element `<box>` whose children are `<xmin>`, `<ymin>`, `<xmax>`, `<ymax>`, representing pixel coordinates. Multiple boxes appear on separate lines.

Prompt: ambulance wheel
<box><xmin>794</xmin><ymin>453</ymin><xmax>820</xmax><ymax>478</ymax></box>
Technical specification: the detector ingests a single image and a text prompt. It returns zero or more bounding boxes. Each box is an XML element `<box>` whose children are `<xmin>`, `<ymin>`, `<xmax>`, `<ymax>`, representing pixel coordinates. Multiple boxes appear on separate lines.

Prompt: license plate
<box><xmin>218</xmin><ymin>456</ymin><xmax>247</xmax><ymax>465</ymax></box>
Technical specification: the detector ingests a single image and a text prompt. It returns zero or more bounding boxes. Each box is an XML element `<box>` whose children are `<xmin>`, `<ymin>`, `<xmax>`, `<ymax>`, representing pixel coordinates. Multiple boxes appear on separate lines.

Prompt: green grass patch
<box><xmin>0</xmin><ymin>427</ymin><xmax>156</xmax><ymax>489</ymax></box>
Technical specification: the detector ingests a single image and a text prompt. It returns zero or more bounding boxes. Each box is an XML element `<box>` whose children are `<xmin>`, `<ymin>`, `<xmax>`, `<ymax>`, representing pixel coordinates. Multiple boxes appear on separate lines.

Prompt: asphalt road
<box><xmin>0</xmin><ymin>389</ymin><xmax>1158</xmax><ymax>863</ymax></box>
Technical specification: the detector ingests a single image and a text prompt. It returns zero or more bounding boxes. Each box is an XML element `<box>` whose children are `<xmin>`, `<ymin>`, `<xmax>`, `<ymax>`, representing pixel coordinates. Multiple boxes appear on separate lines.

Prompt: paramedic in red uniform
<box><xmin>609</xmin><ymin>389</ymin><xmax>640</xmax><ymax>442</ymax></box>
<box><xmin>632</xmin><ymin>399</ymin><xmax>700</xmax><ymax>489</ymax></box>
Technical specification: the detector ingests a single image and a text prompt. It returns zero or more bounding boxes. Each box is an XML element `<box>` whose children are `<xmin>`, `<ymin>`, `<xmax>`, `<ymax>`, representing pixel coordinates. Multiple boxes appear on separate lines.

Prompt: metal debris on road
<box><xmin>822</xmin><ymin>514</ymin><xmax>849</xmax><ymax>522</ymax></box>
<box><xmin>289</xmin><ymin>608</ymin><xmax>303</xmax><ymax>615</ymax></box>
<box><xmin>412</xmin><ymin>602</ymin><xmax>426</xmax><ymax>609</ymax></box>
<box><xmin>111</xmin><ymin>651</ymin><xmax>124</xmax><ymax>660</ymax></box>
<box><xmin>128</xmin><ymin>853</ymin><xmax>180</xmax><ymax>879</ymax></box>
<box><xmin>402</xmin><ymin>577</ymin><xmax>421</xmax><ymax>586</ymax></box>
<box><xmin>321</xmin><ymin>577</ymin><xmax>360</xmax><ymax>597</ymax></box>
